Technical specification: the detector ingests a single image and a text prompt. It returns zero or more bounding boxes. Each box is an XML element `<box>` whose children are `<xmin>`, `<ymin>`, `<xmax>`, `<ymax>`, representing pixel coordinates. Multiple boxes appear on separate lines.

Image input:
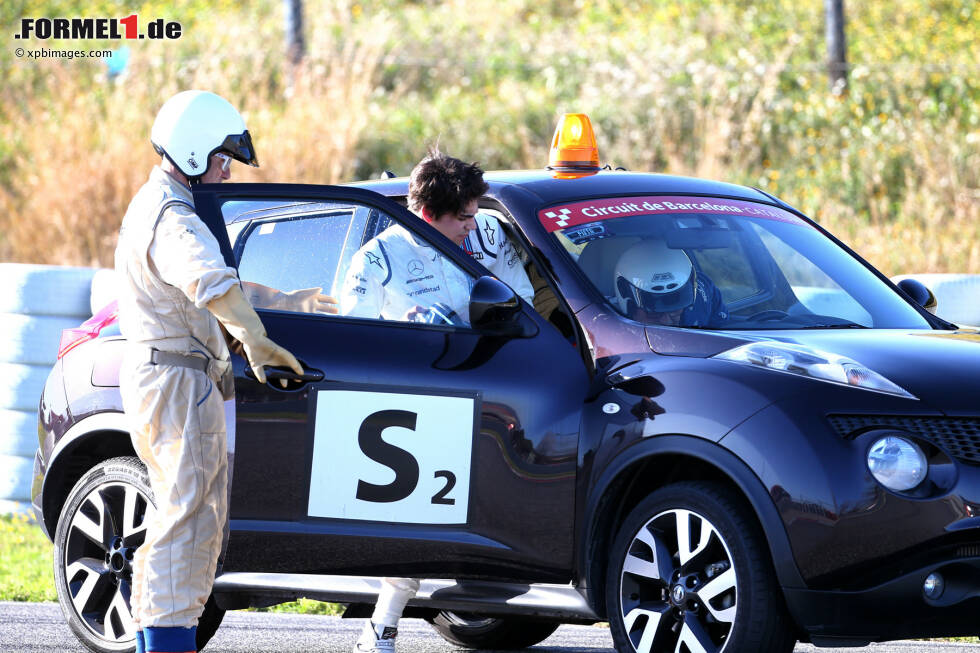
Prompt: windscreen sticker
<box><xmin>538</xmin><ymin>196</ymin><xmax>809</xmax><ymax>232</ymax></box>
<box><xmin>308</xmin><ymin>390</ymin><xmax>474</xmax><ymax>524</ymax></box>
<box><xmin>563</xmin><ymin>221</ymin><xmax>611</xmax><ymax>244</ymax></box>
<box><xmin>258</xmin><ymin>222</ymin><xmax>276</xmax><ymax>235</ymax></box>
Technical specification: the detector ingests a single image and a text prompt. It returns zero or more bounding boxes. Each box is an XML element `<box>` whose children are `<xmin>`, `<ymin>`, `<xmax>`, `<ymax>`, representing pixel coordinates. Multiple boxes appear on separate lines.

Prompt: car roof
<box><xmin>223</xmin><ymin>170</ymin><xmax>781</xmax><ymax>226</ymax></box>
<box><xmin>347</xmin><ymin>169</ymin><xmax>776</xmax><ymax>206</ymax></box>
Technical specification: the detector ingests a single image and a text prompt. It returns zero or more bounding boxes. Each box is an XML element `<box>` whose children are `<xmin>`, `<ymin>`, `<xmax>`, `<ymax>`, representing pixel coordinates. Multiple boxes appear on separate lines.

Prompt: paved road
<box><xmin>2</xmin><ymin>602</ymin><xmax>979</xmax><ymax>653</ymax></box>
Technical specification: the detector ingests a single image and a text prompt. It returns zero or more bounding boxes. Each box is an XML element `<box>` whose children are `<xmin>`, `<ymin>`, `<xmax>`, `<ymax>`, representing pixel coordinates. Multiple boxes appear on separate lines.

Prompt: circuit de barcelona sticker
<box><xmin>308</xmin><ymin>390</ymin><xmax>474</xmax><ymax>524</ymax></box>
<box><xmin>538</xmin><ymin>195</ymin><xmax>809</xmax><ymax>232</ymax></box>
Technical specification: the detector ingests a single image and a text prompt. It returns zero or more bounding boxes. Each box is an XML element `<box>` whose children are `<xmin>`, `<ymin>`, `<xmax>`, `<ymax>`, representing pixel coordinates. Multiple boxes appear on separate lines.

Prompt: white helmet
<box><xmin>614</xmin><ymin>240</ymin><xmax>696</xmax><ymax>314</ymax></box>
<box><xmin>150</xmin><ymin>90</ymin><xmax>258</xmax><ymax>180</ymax></box>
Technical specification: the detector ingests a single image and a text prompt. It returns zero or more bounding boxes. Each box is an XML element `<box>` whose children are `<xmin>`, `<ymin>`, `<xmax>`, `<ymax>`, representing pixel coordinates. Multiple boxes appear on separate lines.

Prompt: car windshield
<box><xmin>539</xmin><ymin>195</ymin><xmax>932</xmax><ymax>330</ymax></box>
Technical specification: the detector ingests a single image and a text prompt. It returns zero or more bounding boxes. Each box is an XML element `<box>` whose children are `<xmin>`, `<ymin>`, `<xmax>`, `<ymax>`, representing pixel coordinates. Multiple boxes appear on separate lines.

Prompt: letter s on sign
<box><xmin>355</xmin><ymin>410</ymin><xmax>421</xmax><ymax>503</ymax></box>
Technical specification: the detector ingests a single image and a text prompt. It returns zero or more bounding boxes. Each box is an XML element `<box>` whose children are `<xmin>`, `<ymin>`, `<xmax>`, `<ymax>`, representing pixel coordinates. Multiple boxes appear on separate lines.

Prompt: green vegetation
<box><xmin>1</xmin><ymin>1</ymin><xmax>977</xmax><ymax>276</ymax></box>
<box><xmin>0</xmin><ymin>512</ymin><xmax>343</xmax><ymax>614</ymax></box>
<box><xmin>0</xmin><ymin>513</ymin><xmax>56</xmax><ymax>602</ymax></box>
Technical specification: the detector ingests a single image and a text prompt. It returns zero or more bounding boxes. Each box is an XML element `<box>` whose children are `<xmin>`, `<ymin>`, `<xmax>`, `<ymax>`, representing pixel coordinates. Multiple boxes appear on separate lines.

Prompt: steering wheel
<box><xmin>747</xmin><ymin>309</ymin><xmax>790</xmax><ymax>322</ymax></box>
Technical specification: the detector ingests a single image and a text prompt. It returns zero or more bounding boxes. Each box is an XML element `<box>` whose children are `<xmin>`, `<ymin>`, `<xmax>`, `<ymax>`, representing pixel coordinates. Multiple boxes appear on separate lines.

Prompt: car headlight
<box><xmin>713</xmin><ymin>341</ymin><xmax>916</xmax><ymax>399</ymax></box>
<box><xmin>867</xmin><ymin>435</ymin><xmax>927</xmax><ymax>491</ymax></box>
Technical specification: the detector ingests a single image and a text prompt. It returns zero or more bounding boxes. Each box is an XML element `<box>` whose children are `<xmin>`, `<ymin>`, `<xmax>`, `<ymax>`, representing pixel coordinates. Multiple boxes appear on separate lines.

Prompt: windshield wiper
<box><xmin>799</xmin><ymin>323</ymin><xmax>869</xmax><ymax>329</ymax></box>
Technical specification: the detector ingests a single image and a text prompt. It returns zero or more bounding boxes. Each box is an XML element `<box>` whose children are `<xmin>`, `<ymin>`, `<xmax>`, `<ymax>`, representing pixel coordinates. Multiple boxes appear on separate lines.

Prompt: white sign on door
<box><xmin>308</xmin><ymin>389</ymin><xmax>475</xmax><ymax>524</ymax></box>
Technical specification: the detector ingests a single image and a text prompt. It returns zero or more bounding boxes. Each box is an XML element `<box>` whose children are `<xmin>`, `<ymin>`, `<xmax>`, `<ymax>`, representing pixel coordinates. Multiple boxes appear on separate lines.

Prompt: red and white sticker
<box><xmin>538</xmin><ymin>195</ymin><xmax>808</xmax><ymax>232</ymax></box>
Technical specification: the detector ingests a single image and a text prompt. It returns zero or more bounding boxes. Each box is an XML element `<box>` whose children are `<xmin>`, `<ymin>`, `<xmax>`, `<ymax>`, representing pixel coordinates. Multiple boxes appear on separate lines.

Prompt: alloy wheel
<box><xmin>618</xmin><ymin>508</ymin><xmax>737</xmax><ymax>653</ymax></box>
<box><xmin>62</xmin><ymin>480</ymin><xmax>151</xmax><ymax>643</ymax></box>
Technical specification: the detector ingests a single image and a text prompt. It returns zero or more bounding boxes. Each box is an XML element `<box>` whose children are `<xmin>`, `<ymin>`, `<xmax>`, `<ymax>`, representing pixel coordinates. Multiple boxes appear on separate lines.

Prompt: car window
<box><xmin>754</xmin><ymin>226</ymin><xmax>872</xmax><ymax>325</ymax></box>
<box><xmin>231</xmin><ymin>205</ymin><xmax>363</xmax><ymax>316</ymax></box>
<box><xmin>540</xmin><ymin>195</ymin><xmax>931</xmax><ymax>330</ymax></box>
<box><xmin>688</xmin><ymin>237</ymin><xmax>761</xmax><ymax>304</ymax></box>
<box><xmin>219</xmin><ymin>198</ymin><xmax>477</xmax><ymax>326</ymax></box>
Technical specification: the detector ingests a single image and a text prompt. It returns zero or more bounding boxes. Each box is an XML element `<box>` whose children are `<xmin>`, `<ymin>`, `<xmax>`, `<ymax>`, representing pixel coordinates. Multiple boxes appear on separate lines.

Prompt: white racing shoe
<box><xmin>354</xmin><ymin>621</ymin><xmax>398</xmax><ymax>653</ymax></box>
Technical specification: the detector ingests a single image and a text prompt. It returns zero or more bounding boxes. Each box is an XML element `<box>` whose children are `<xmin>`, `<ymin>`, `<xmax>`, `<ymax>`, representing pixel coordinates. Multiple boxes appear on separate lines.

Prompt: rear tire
<box><xmin>427</xmin><ymin>611</ymin><xmax>560</xmax><ymax>649</ymax></box>
<box><xmin>53</xmin><ymin>456</ymin><xmax>225</xmax><ymax>652</ymax></box>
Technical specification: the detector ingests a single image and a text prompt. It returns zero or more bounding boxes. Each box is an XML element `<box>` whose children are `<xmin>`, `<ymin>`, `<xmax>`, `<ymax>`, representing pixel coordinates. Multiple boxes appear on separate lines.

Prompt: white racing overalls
<box><xmin>340</xmin><ymin>223</ymin><xmax>474</xmax><ymax>322</ymax></box>
<box><xmin>114</xmin><ymin>166</ymin><xmax>238</xmax><ymax>634</ymax></box>
<box><xmin>340</xmin><ymin>215</ymin><xmax>533</xmax><ymax>322</ymax></box>
<box><xmin>462</xmin><ymin>213</ymin><xmax>534</xmax><ymax>304</ymax></box>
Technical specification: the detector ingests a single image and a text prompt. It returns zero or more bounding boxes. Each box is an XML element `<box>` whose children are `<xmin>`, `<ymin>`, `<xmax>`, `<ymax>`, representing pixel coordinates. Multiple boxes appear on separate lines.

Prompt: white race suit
<box><xmin>340</xmin><ymin>214</ymin><xmax>533</xmax><ymax>323</ymax></box>
<box><xmin>114</xmin><ymin>165</ymin><xmax>238</xmax><ymax>630</ymax></box>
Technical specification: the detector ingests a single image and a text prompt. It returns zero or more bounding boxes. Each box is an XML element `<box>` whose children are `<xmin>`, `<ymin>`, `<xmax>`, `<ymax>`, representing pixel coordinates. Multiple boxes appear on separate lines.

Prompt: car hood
<box><xmin>646</xmin><ymin>327</ymin><xmax>980</xmax><ymax>415</ymax></box>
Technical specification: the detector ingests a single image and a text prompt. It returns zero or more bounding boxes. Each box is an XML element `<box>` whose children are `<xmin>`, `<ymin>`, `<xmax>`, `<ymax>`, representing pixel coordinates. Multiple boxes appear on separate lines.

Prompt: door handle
<box><xmin>244</xmin><ymin>365</ymin><xmax>325</xmax><ymax>384</ymax></box>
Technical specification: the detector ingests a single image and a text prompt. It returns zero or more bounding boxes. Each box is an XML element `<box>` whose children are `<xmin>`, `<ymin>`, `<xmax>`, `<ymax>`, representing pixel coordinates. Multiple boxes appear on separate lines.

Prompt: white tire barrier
<box><xmin>0</xmin><ymin>499</ymin><xmax>33</xmax><ymax>516</ymax></box>
<box><xmin>0</xmin><ymin>409</ymin><xmax>38</xmax><ymax>457</ymax></box>
<box><xmin>892</xmin><ymin>274</ymin><xmax>980</xmax><ymax>327</ymax></box>
<box><xmin>0</xmin><ymin>263</ymin><xmax>96</xmax><ymax>318</ymax></box>
<box><xmin>0</xmin><ymin>264</ymin><xmax>100</xmax><ymax>513</ymax></box>
<box><xmin>0</xmin><ymin>313</ymin><xmax>86</xmax><ymax>366</ymax></box>
<box><xmin>90</xmin><ymin>268</ymin><xmax>118</xmax><ymax>315</ymax></box>
<box><xmin>0</xmin><ymin>454</ymin><xmax>33</xmax><ymax>501</ymax></box>
<box><xmin>0</xmin><ymin>363</ymin><xmax>51</xmax><ymax>413</ymax></box>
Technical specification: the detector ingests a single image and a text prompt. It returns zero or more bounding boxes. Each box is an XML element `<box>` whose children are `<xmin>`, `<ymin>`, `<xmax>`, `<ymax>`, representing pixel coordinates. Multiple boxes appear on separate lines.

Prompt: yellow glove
<box><xmin>208</xmin><ymin>285</ymin><xmax>303</xmax><ymax>385</ymax></box>
<box><xmin>281</xmin><ymin>287</ymin><xmax>339</xmax><ymax>314</ymax></box>
<box><xmin>243</xmin><ymin>281</ymin><xmax>338</xmax><ymax>315</ymax></box>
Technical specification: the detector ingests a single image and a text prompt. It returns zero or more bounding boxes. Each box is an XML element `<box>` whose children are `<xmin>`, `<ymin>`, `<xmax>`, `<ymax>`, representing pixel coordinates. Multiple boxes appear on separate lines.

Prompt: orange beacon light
<box><xmin>548</xmin><ymin>113</ymin><xmax>600</xmax><ymax>171</ymax></box>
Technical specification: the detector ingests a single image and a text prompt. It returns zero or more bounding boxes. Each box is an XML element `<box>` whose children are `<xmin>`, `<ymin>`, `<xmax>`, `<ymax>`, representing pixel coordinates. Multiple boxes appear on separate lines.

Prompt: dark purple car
<box><xmin>32</xmin><ymin>120</ymin><xmax>980</xmax><ymax>653</ymax></box>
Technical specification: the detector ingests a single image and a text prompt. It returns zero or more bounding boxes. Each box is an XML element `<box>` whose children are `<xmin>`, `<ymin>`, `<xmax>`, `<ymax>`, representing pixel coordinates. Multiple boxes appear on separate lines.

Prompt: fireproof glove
<box><xmin>208</xmin><ymin>284</ymin><xmax>303</xmax><ymax>385</ymax></box>
<box><xmin>243</xmin><ymin>282</ymin><xmax>339</xmax><ymax>315</ymax></box>
<box><xmin>284</xmin><ymin>288</ymin><xmax>339</xmax><ymax>314</ymax></box>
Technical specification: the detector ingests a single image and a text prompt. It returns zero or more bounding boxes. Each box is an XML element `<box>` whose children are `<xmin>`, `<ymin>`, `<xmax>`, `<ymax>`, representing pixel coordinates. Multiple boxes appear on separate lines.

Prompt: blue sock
<box><xmin>143</xmin><ymin>625</ymin><xmax>196</xmax><ymax>652</ymax></box>
<box><xmin>135</xmin><ymin>630</ymin><xmax>145</xmax><ymax>653</ymax></box>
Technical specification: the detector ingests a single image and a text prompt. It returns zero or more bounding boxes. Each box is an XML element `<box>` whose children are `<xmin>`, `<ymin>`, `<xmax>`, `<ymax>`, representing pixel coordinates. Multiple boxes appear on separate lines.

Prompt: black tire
<box><xmin>53</xmin><ymin>456</ymin><xmax>225</xmax><ymax>653</ymax></box>
<box><xmin>605</xmin><ymin>481</ymin><xmax>795</xmax><ymax>653</ymax></box>
<box><xmin>427</xmin><ymin>611</ymin><xmax>560</xmax><ymax>649</ymax></box>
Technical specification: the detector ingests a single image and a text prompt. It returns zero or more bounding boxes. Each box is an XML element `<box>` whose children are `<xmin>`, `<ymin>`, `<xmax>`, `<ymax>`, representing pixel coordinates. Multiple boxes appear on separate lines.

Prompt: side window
<box><xmin>221</xmin><ymin>201</ymin><xmax>367</xmax><ymax>316</ymax></box>
<box><xmin>219</xmin><ymin>197</ymin><xmax>480</xmax><ymax>327</ymax></box>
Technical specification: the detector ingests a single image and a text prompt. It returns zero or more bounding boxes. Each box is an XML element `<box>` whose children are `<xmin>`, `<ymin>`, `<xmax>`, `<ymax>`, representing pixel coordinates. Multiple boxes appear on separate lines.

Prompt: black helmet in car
<box><xmin>614</xmin><ymin>240</ymin><xmax>696</xmax><ymax>315</ymax></box>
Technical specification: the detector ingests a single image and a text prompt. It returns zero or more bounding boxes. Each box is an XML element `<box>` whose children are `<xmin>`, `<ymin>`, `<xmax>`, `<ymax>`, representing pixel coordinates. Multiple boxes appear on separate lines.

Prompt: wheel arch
<box><xmin>580</xmin><ymin>435</ymin><xmax>804</xmax><ymax>618</ymax></box>
<box><xmin>41</xmin><ymin>411</ymin><xmax>136</xmax><ymax>538</ymax></box>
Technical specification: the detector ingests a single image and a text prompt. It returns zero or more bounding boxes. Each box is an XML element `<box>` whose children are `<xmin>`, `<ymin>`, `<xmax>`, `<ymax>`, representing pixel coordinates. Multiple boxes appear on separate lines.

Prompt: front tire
<box><xmin>605</xmin><ymin>481</ymin><xmax>795</xmax><ymax>653</ymax></box>
<box><xmin>427</xmin><ymin>611</ymin><xmax>560</xmax><ymax>649</ymax></box>
<box><xmin>53</xmin><ymin>456</ymin><xmax>225</xmax><ymax>653</ymax></box>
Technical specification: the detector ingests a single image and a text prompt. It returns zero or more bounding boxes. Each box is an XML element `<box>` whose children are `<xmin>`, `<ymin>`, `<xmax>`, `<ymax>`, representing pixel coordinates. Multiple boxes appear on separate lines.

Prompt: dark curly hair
<box><xmin>408</xmin><ymin>148</ymin><xmax>489</xmax><ymax>217</ymax></box>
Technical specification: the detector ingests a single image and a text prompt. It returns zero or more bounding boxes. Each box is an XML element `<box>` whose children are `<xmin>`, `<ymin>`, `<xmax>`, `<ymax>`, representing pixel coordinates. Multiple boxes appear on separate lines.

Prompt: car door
<box><xmin>193</xmin><ymin>183</ymin><xmax>588</xmax><ymax>583</ymax></box>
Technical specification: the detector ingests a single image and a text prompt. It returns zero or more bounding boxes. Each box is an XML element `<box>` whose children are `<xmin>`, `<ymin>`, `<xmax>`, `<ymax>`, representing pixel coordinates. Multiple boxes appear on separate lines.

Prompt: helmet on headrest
<box><xmin>614</xmin><ymin>240</ymin><xmax>696</xmax><ymax>314</ymax></box>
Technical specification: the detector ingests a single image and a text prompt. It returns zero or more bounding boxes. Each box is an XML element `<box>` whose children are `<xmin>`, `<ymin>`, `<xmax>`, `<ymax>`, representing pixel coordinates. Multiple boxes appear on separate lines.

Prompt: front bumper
<box><xmin>787</xmin><ymin>555</ymin><xmax>980</xmax><ymax>641</ymax></box>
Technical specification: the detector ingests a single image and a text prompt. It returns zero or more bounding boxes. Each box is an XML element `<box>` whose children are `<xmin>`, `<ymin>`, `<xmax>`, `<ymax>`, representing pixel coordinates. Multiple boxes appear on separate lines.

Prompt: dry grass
<box><xmin>0</xmin><ymin>2</ymin><xmax>393</xmax><ymax>267</ymax></box>
<box><xmin>0</xmin><ymin>0</ymin><xmax>976</xmax><ymax>279</ymax></box>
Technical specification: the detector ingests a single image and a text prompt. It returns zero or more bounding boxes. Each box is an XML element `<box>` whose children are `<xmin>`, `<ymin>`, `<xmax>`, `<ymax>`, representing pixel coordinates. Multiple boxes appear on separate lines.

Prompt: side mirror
<box><xmin>897</xmin><ymin>278</ymin><xmax>938</xmax><ymax>314</ymax></box>
<box><xmin>469</xmin><ymin>276</ymin><xmax>537</xmax><ymax>337</ymax></box>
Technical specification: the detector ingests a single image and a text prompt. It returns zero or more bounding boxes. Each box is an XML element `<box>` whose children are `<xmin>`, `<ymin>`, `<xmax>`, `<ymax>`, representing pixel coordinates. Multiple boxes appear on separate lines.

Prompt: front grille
<box><xmin>957</xmin><ymin>545</ymin><xmax>980</xmax><ymax>558</ymax></box>
<box><xmin>828</xmin><ymin>415</ymin><xmax>980</xmax><ymax>466</ymax></box>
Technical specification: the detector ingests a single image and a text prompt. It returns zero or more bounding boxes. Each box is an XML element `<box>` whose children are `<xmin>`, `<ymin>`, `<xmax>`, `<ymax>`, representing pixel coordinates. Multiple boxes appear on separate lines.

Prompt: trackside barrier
<box><xmin>0</xmin><ymin>265</ymin><xmax>976</xmax><ymax>515</ymax></box>
<box><xmin>0</xmin><ymin>264</ymin><xmax>97</xmax><ymax>515</ymax></box>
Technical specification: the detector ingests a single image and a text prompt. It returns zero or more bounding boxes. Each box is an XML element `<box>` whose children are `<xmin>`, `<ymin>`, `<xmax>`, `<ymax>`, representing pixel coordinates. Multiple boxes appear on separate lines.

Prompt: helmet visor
<box><xmin>221</xmin><ymin>130</ymin><xmax>258</xmax><ymax>167</ymax></box>
<box><xmin>617</xmin><ymin>271</ymin><xmax>696</xmax><ymax>313</ymax></box>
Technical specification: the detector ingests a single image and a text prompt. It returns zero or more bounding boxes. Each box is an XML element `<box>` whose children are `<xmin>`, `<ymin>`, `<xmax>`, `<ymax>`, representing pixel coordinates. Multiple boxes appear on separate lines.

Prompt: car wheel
<box><xmin>606</xmin><ymin>481</ymin><xmax>795</xmax><ymax>653</ymax></box>
<box><xmin>427</xmin><ymin>611</ymin><xmax>560</xmax><ymax>649</ymax></box>
<box><xmin>53</xmin><ymin>456</ymin><xmax>225</xmax><ymax>653</ymax></box>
